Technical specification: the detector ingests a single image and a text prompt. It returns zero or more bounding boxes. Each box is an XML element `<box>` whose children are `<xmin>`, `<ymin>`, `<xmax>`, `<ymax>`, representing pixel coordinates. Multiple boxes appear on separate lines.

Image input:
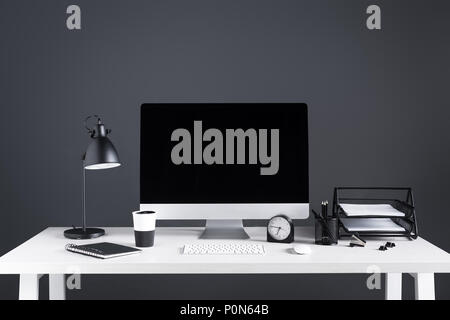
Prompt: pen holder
<box><xmin>315</xmin><ymin>218</ymin><xmax>339</xmax><ymax>245</ymax></box>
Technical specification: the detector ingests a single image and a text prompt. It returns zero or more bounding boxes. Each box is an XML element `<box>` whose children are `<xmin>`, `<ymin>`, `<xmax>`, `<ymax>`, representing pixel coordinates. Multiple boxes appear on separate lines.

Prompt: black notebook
<box><xmin>65</xmin><ymin>242</ymin><xmax>141</xmax><ymax>259</ymax></box>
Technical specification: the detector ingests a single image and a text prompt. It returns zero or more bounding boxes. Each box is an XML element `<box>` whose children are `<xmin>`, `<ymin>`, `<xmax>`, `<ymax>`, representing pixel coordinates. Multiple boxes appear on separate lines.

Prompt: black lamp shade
<box><xmin>84</xmin><ymin>136</ymin><xmax>121</xmax><ymax>170</ymax></box>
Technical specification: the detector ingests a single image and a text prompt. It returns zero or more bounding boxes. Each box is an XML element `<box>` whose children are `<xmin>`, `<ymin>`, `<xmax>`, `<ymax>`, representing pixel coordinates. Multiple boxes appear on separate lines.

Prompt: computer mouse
<box><xmin>293</xmin><ymin>244</ymin><xmax>312</xmax><ymax>255</ymax></box>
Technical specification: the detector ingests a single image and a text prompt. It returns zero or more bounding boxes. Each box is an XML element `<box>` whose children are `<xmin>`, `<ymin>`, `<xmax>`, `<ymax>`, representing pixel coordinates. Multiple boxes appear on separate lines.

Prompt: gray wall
<box><xmin>0</xmin><ymin>0</ymin><xmax>449</xmax><ymax>299</ymax></box>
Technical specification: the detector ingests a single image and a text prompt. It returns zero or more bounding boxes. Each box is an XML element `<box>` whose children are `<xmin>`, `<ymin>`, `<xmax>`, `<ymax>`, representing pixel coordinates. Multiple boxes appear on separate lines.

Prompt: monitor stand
<box><xmin>200</xmin><ymin>219</ymin><xmax>250</xmax><ymax>239</ymax></box>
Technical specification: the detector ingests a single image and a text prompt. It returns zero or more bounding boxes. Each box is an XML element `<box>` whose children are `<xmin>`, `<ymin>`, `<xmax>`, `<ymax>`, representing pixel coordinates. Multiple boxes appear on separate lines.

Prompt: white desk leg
<box><xmin>385</xmin><ymin>273</ymin><xmax>402</xmax><ymax>300</ymax></box>
<box><xmin>49</xmin><ymin>274</ymin><xmax>66</xmax><ymax>300</ymax></box>
<box><xmin>412</xmin><ymin>273</ymin><xmax>435</xmax><ymax>300</ymax></box>
<box><xmin>19</xmin><ymin>274</ymin><xmax>40</xmax><ymax>300</ymax></box>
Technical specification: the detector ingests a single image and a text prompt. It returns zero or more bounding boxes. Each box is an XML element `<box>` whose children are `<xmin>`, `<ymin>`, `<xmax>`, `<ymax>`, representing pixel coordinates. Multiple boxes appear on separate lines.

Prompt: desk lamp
<box><xmin>64</xmin><ymin>115</ymin><xmax>121</xmax><ymax>239</ymax></box>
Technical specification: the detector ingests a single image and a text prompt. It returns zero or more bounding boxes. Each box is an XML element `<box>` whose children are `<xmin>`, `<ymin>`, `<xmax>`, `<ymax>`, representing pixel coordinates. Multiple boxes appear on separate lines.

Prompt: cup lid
<box><xmin>133</xmin><ymin>210</ymin><xmax>156</xmax><ymax>214</ymax></box>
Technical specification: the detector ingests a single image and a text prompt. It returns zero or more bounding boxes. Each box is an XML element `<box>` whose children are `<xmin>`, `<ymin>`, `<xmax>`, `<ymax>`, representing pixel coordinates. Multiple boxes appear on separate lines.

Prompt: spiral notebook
<box><xmin>65</xmin><ymin>242</ymin><xmax>141</xmax><ymax>259</ymax></box>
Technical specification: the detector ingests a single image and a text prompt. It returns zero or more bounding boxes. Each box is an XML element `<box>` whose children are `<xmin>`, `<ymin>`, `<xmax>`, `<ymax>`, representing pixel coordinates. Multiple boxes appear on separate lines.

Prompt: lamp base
<box><xmin>64</xmin><ymin>227</ymin><xmax>105</xmax><ymax>239</ymax></box>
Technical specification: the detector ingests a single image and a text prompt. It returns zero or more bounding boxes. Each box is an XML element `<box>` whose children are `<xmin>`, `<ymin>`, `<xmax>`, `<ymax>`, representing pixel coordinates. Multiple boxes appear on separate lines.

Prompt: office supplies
<box><xmin>183</xmin><ymin>243</ymin><xmax>265</xmax><ymax>255</ymax></box>
<box><xmin>65</xmin><ymin>242</ymin><xmax>141</xmax><ymax>259</ymax></box>
<box><xmin>313</xmin><ymin>209</ymin><xmax>338</xmax><ymax>245</ymax></box>
<box><xmin>378</xmin><ymin>242</ymin><xmax>396</xmax><ymax>251</ymax></box>
<box><xmin>333</xmin><ymin>187</ymin><xmax>418</xmax><ymax>239</ymax></box>
<box><xmin>339</xmin><ymin>204</ymin><xmax>405</xmax><ymax>217</ymax></box>
<box><xmin>314</xmin><ymin>210</ymin><xmax>325</xmax><ymax>244</ymax></box>
<box><xmin>326</xmin><ymin>218</ymin><xmax>339</xmax><ymax>243</ymax></box>
<box><xmin>340</xmin><ymin>218</ymin><xmax>406</xmax><ymax>233</ymax></box>
<box><xmin>320</xmin><ymin>200</ymin><xmax>330</xmax><ymax>220</ymax></box>
<box><xmin>293</xmin><ymin>244</ymin><xmax>312</xmax><ymax>255</ymax></box>
<box><xmin>321</xmin><ymin>201</ymin><xmax>326</xmax><ymax>220</ymax></box>
<box><xmin>349</xmin><ymin>234</ymin><xmax>366</xmax><ymax>247</ymax></box>
<box><xmin>140</xmin><ymin>103</ymin><xmax>309</xmax><ymax>239</ymax></box>
<box><xmin>267</xmin><ymin>215</ymin><xmax>294</xmax><ymax>243</ymax></box>
<box><xmin>64</xmin><ymin>116</ymin><xmax>121</xmax><ymax>240</ymax></box>
<box><xmin>386</xmin><ymin>242</ymin><xmax>396</xmax><ymax>248</ymax></box>
<box><xmin>132</xmin><ymin>210</ymin><xmax>156</xmax><ymax>247</ymax></box>
<box><xmin>1</xmin><ymin>227</ymin><xmax>449</xmax><ymax>300</ymax></box>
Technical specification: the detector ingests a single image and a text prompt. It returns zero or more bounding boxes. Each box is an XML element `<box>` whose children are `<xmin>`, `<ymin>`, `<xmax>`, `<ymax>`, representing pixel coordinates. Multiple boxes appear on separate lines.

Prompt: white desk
<box><xmin>0</xmin><ymin>227</ymin><xmax>449</xmax><ymax>300</ymax></box>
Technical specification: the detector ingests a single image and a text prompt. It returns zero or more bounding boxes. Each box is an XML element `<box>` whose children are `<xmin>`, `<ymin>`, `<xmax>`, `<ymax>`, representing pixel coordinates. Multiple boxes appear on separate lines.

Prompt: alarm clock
<box><xmin>267</xmin><ymin>214</ymin><xmax>294</xmax><ymax>243</ymax></box>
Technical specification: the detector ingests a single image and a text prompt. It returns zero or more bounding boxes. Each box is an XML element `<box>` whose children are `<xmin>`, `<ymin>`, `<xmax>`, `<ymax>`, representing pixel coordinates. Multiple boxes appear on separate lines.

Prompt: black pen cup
<box><xmin>326</xmin><ymin>218</ymin><xmax>339</xmax><ymax>244</ymax></box>
<box><xmin>315</xmin><ymin>218</ymin><xmax>339</xmax><ymax>245</ymax></box>
<box><xmin>315</xmin><ymin>220</ymin><xmax>325</xmax><ymax>244</ymax></box>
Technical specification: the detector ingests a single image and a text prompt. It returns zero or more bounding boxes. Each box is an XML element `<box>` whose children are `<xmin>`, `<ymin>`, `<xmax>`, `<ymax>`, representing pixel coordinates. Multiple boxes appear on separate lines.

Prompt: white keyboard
<box><xmin>183</xmin><ymin>243</ymin><xmax>265</xmax><ymax>255</ymax></box>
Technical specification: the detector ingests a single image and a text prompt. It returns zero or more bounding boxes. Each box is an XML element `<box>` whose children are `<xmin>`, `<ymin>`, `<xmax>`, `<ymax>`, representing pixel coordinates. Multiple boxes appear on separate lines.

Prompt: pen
<box><xmin>321</xmin><ymin>201</ymin><xmax>325</xmax><ymax>220</ymax></box>
<box><xmin>322</xmin><ymin>201</ymin><xmax>328</xmax><ymax>222</ymax></box>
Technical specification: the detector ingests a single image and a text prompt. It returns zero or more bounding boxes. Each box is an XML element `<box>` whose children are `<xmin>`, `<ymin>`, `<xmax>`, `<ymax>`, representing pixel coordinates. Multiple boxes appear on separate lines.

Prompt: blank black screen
<box><xmin>140</xmin><ymin>103</ymin><xmax>308</xmax><ymax>203</ymax></box>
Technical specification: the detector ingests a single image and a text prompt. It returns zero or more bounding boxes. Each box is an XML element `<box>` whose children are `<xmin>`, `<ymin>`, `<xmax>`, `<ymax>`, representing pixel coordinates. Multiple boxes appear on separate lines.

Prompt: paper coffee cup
<box><xmin>132</xmin><ymin>211</ymin><xmax>156</xmax><ymax>247</ymax></box>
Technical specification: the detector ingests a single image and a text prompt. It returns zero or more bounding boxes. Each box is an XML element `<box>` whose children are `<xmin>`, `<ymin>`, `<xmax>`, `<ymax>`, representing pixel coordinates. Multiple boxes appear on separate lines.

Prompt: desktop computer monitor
<box><xmin>140</xmin><ymin>103</ymin><xmax>309</xmax><ymax>239</ymax></box>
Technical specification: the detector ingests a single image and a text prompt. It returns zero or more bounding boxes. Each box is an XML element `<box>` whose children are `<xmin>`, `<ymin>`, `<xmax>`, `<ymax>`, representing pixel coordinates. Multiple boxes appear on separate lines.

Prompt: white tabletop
<box><xmin>0</xmin><ymin>227</ymin><xmax>449</xmax><ymax>274</ymax></box>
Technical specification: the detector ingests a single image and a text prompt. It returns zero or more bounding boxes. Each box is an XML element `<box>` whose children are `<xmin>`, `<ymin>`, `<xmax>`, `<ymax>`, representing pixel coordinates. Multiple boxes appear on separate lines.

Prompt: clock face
<box><xmin>268</xmin><ymin>216</ymin><xmax>292</xmax><ymax>241</ymax></box>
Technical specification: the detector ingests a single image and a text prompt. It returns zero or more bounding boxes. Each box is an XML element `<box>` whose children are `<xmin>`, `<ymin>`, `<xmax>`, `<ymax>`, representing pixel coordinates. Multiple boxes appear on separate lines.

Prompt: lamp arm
<box><xmin>82</xmin><ymin>161</ymin><xmax>86</xmax><ymax>232</ymax></box>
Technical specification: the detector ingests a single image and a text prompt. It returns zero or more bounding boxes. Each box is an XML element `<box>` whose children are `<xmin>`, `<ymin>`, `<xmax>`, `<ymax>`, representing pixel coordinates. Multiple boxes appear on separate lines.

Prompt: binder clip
<box><xmin>386</xmin><ymin>242</ymin><xmax>396</xmax><ymax>248</ymax></box>
<box><xmin>349</xmin><ymin>233</ymin><xmax>366</xmax><ymax>247</ymax></box>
